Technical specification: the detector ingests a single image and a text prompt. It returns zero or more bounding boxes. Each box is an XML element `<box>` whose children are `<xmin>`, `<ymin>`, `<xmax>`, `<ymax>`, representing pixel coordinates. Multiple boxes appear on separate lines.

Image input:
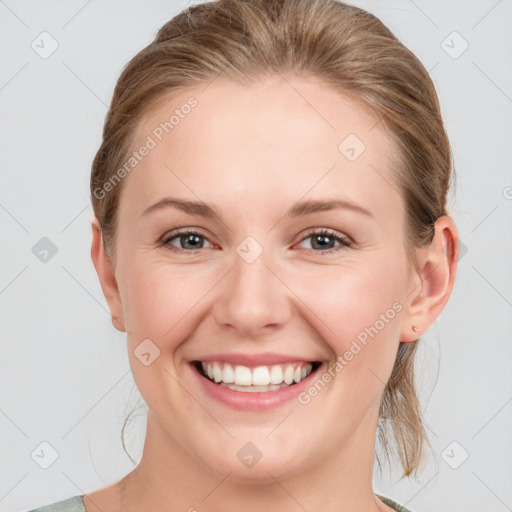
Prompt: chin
<box><xmin>195</xmin><ymin>440</ymin><xmax>307</xmax><ymax>484</ymax></box>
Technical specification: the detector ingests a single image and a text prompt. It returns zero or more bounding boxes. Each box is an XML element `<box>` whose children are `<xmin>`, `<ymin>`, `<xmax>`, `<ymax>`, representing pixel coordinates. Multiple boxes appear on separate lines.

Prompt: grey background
<box><xmin>1</xmin><ymin>1</ymin><xmax>511</xmax><ymax>511</ymax></box>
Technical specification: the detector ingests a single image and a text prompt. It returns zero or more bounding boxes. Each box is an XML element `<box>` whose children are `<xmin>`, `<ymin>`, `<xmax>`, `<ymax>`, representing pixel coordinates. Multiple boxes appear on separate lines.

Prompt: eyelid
<box><xmin>161</xmin><ymin>226</ymin><xmax>208</xmax><ymax>240</ymax></box>
<box><xmin>297</xmin><ymin>227</ymin><xmax>351</xmax><ymax>243</ymax></box>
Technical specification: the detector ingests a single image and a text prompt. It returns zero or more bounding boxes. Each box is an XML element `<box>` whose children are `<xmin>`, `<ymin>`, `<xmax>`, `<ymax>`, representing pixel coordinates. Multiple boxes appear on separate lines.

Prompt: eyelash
<box><xmin>160</xmin><ymin>228</ymin><xmax>352</xmax><ymax>255</ymax></box>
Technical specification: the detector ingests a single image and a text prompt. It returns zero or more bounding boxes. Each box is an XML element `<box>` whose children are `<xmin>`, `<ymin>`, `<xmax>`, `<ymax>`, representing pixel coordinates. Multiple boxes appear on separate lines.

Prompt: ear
<box><xmin>90</xmin><ymin>216</ymin><xmax>126</xmax><ymax>332</ymax></box>
<box><xmin>400</xmin><ymin>215</ymin><xmax>459</xmax><ymax>342</ymax></box>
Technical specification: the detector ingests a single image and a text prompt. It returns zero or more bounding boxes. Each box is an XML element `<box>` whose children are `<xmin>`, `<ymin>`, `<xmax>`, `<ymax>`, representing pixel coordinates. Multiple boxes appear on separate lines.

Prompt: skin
<box><xmin>89</xmin><ymin>74</ymin><xmax>458</xmax><ymax>512</ymax></box>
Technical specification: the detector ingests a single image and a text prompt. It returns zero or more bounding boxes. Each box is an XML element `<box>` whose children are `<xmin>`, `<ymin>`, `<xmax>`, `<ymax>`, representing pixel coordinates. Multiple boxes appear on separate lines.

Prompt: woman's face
<box><xmin>108</xmin><ymin>75</ymin><xmax>419</xmax><ymax>481</ymax></box>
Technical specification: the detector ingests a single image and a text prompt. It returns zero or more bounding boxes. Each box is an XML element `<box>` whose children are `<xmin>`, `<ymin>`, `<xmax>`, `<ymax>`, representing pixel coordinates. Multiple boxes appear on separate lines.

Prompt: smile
<box><xmin>193</xmin><ymin>360</ymin><xmax>321</xmax><ymax>392</ymax></box>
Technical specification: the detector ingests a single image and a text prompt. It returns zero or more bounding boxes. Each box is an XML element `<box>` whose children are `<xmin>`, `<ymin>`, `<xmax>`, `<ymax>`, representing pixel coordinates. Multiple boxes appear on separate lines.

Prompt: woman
<box><xmin>28</xmin><ymin>0</ymin><xmax>459</xmax><ymax>510</ymax></box>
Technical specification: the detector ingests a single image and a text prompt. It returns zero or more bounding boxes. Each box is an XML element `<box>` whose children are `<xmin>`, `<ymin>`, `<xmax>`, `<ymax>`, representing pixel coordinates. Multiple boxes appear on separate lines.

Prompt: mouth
<box><xmin>192</xmin><ymin>360</ymin><xmax>322</xmax><ymax>393</ymax></box>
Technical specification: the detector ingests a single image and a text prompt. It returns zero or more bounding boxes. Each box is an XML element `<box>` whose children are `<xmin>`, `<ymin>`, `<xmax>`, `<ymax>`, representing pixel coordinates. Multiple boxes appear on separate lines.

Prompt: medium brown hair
<box><xmin>91</xmin><ymin>0</ymin><xmax>454</xmax><ymax>478</ymax></box>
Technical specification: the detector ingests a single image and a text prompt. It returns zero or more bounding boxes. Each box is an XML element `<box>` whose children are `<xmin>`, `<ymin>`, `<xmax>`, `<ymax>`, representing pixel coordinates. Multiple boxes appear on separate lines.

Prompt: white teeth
<box><xmin>198</xmin><ymin>361</ymin><xmax>314</xmax><ymax>388</ymax></box>
<box><xmin>234</xmin><ymin>365</ymin><xmax>252</xmax><ymax>386</ymax></box>
<box><xmin>223</xmin><ymin>363</ymin><xmax>234</xmax><ymax>383</ymax></box>
<box><xmin>213</xmin><ymin>362</ymin><xmax>223</xmax><ymax>383</ymax></box>
<box><xmin>269</xmin><ymin>365</ymin><xmax>283</xmax><ymax>384</ymax></box>
<box><xmin>252</xmin><ymin>366</ymin><xmax>270</xmax><ymax>386</ymax></box>
<box><xmin>283</xmin><ymin>365</ymin><xmax>294</xmax><ymax>384</ymax></box>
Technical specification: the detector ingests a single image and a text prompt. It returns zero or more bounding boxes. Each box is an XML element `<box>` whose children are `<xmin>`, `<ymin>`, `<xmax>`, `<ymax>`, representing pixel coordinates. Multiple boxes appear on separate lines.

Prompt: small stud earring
<box><xmin>412</xmin><ymin>325</ymin><xmax>419</xmax><ymax>333</ymax></box>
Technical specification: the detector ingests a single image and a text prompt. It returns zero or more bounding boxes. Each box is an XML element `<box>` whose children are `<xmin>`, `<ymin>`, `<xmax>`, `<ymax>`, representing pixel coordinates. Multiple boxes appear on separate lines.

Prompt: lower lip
<box><xmin>190</xmin><ymin>362</ymin><xmax>321</xmax><ymax>412</ymax></box>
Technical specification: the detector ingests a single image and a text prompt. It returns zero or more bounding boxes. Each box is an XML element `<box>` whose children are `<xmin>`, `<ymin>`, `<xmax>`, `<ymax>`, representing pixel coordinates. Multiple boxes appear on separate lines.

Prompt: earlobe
<box><xmin>400</xmin><ymin>215</ymin><xmax>459</xmax><ymax>342</ymax></box>
<box><xmin>90</xmin><ymin>216</ymin><xmax>126</xmax><ymax>332</ymax></box>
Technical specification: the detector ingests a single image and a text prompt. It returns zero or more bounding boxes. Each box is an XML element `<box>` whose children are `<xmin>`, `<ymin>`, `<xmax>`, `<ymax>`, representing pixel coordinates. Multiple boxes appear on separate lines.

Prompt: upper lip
<box><xmin>191</xmin><ymin>352</ymin><xmax>319</xmax><ymax>367</ymax></box>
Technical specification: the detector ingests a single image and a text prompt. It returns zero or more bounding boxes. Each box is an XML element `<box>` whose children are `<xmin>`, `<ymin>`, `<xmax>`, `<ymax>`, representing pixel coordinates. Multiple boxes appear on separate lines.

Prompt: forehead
<box><xmin>122</xmin><ymin>75</ymin><xmax>401</xmax><ymax>222</ymax></box>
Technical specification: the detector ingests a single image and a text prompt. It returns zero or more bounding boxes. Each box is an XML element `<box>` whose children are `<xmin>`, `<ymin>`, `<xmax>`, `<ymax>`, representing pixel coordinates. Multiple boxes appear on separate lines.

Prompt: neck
<box><xmin>114</xmin><ymin>409</ymin><xmax>391</xmax><ymax>512</ymax></box>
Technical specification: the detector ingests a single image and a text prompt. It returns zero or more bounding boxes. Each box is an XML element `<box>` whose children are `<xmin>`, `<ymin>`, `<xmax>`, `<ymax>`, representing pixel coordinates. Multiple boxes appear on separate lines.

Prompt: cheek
<box><xmin>119</xmin><ymin>261</ymin><xmax>218</xmax><ymax>348</ymax></box>
<box><xmin>292</xmin><ymin>258</ymin><xmax>406</xmax><ymax>378</ymax></box>
<box><xmin>118</xmin><ymin>263</ymin><xmax>212</xmax><ymax>415</ymax></box>
<box><xmin>301</xmin><ymin>262</ymin><xmax>404</xmax><ymax>330</ymax></box>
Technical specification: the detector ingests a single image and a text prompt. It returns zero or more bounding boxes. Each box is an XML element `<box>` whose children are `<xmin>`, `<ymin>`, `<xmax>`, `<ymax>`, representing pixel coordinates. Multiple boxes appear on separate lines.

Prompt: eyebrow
<box><xmin>139</xmin><ymin>196</ymin><xmax>374</xmax><ymax>220</ymax></box>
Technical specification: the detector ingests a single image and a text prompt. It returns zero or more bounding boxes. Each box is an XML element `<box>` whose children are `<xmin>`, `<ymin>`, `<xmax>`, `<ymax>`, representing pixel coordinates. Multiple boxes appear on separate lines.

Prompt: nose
<box><xmin>212</xmin><ymin>241</ymin><xmax>293</xmax><ymax>338</ymax></box>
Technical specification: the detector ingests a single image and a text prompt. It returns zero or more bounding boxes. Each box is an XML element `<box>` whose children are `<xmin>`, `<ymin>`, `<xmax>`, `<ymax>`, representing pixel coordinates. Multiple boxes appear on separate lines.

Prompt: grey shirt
<box><xmin>26</xmin><ymin>493</ymin><xmax>414</xmax><ymax>511</ymax></box>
